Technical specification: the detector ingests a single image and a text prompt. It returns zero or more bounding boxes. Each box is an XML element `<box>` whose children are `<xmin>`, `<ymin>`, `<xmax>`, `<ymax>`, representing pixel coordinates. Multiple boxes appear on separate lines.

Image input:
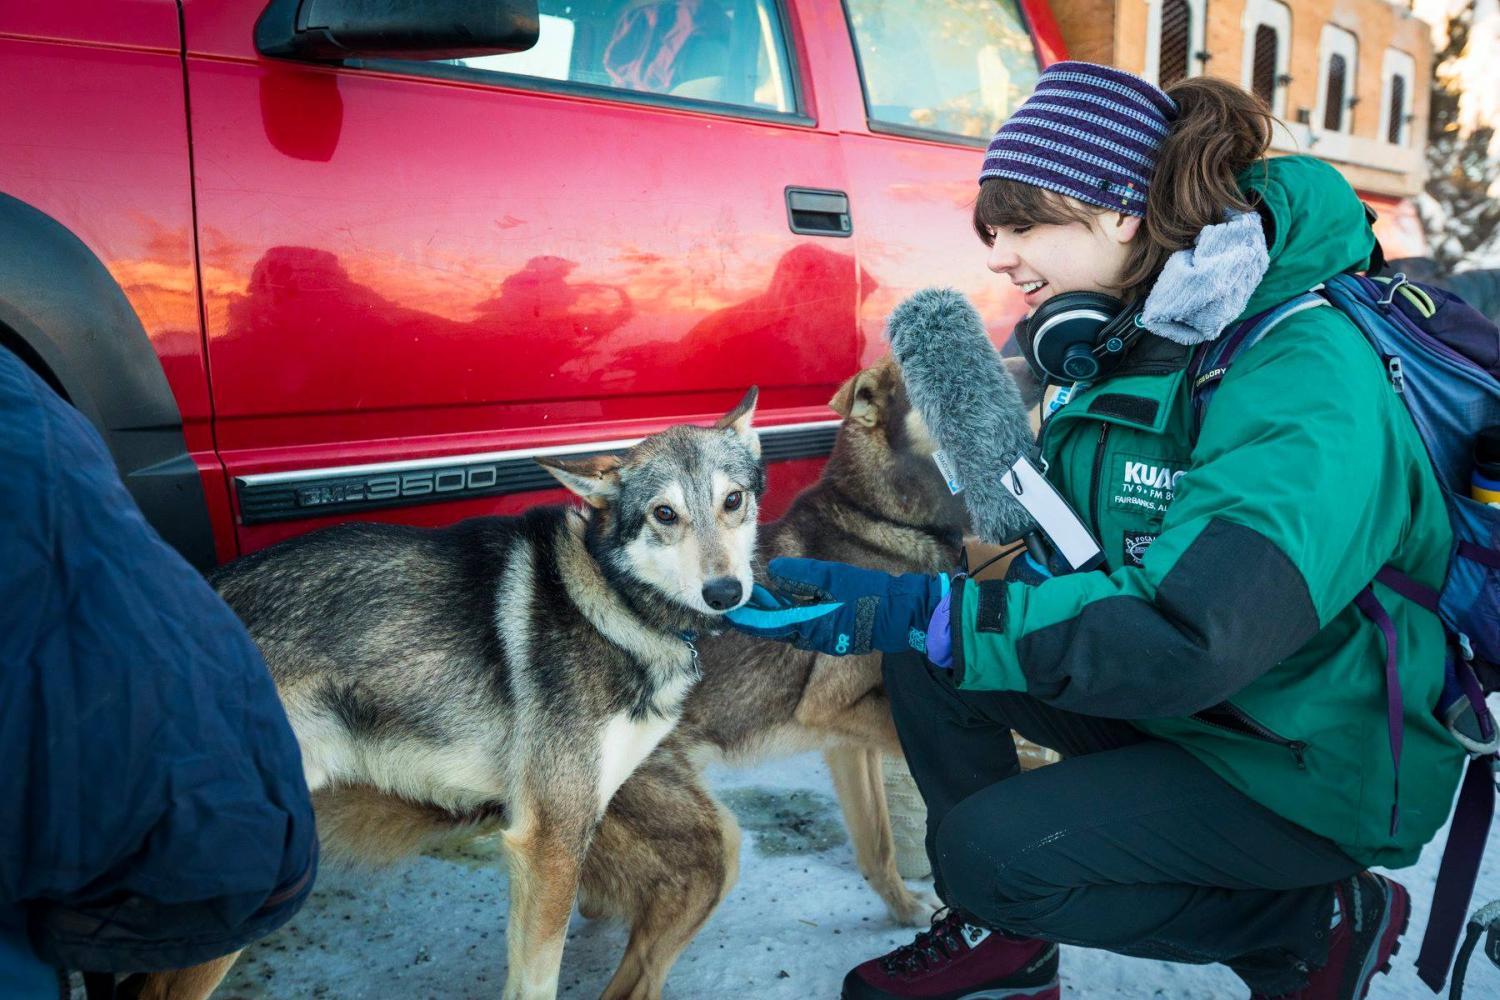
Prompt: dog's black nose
<box><xmin>702</xmin><ymin>577</ymin><xmax>743</xmax><ymax>611</ymax></box>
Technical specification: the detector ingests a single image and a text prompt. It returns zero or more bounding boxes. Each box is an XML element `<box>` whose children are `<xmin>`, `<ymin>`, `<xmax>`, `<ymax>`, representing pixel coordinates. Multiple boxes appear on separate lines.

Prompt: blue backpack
<box><xmin>1191</xmin><ymin>270</ymin><xmax>1500</xmax><ymax>994</ymax></box>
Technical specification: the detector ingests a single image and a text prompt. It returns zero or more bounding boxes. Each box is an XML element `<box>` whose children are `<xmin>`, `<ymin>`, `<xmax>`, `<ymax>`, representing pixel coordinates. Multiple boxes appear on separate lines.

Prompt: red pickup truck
<box><xmin>0</xmin><ymin>0</ymin><xmax>1060</xmax><ymax>568</ymax></box>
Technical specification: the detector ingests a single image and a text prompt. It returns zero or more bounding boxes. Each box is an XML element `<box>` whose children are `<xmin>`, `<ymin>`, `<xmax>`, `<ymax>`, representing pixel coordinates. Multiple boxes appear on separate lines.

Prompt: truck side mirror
<box><xmin>255</xmin><ymin>0</ymin><xmax>540</xmax><ymax>63</ymax></box>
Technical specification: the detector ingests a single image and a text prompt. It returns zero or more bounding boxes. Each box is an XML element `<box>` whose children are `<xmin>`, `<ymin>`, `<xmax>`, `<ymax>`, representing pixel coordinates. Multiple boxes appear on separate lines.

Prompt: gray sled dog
<box><xmin>292</xmin><ymin>359</ymin><xmax>1006</xmax><ymax>1000</ymax></box>
<box><xmin>569</xmin><ymin>356</ymin><xmax>979</xmax><ymax>999</ymax></box>
<box><xmin>132</xmin><ymin>389</ymin><xmax>765</xmax><ymax>1000</ymax></box>
<box><xmin>559</xmin><ymin>355</ymin><xmax>1051</xmax><ymax>999</ymax></box>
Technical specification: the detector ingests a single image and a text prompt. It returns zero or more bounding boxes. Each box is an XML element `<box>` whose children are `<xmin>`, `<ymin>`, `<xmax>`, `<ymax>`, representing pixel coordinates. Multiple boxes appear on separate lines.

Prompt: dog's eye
<box><xmin>723</xmin><ymin>491</ymin><xmax>743</xmax><ymax>512</ymax></box>
<box><xmin>653</xmin><ymin>505</ymin><xmax>677</xmax><ymax>524</ymax></box>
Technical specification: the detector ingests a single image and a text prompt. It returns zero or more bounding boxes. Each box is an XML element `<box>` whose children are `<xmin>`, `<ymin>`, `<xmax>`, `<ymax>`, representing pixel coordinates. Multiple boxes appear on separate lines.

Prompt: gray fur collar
<box><xmin>1139</xmin><ymin>210</ymin><xmax>1269</xmax><ymax>345</ymax></box>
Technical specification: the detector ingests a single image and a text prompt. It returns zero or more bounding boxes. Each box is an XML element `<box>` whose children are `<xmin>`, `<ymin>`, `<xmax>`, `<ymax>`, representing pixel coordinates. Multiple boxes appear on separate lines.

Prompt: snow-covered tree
<box><xmin>1416</xmin><ymin>0</ymin><xmax>1500</xmax><ymax>269</ymax></box>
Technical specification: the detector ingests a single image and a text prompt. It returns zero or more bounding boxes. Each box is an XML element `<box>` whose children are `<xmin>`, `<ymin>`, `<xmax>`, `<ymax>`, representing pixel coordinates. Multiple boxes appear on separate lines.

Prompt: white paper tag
<box><xmin>931</xmin><ymin>449</ymin><xmax>963</xmax><ymax>495</ymax></box>
<box><xmin>1002</xmin><ymin>455</ymin><xmax>1103</xmax><ymax>571</ymax></box>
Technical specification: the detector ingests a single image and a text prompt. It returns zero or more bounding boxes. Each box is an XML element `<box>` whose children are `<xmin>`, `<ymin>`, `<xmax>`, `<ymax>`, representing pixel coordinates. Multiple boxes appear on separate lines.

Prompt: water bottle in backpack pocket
<box><xmin>1437</xmin><ymin>492</ymin><xmax>1500</xmax><ymax>752</ymax></box>
<box><xmin>1451</xmin><ymin>427</ymin><xmax>1500</xmax><ymax>751</ymax></box>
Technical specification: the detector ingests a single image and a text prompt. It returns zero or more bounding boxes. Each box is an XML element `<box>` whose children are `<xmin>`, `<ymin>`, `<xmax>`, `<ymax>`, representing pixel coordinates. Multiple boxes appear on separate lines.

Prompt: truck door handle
<box><xmin>786</xmin><ymin>187</ymin><xmax>852</xmax><ymax>237</ymax></box>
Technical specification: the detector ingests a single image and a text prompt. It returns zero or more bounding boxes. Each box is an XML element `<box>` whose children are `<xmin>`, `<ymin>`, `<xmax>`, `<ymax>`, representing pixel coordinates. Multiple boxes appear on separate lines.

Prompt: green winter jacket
<box><xmin>949</xmin><ymin>156</ymin><xmax>1465</xmax><ymax>868</ymax></box>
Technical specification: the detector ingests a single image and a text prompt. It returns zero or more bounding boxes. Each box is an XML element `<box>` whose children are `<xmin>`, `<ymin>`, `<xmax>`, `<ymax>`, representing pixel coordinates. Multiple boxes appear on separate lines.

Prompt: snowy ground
<box><xmin>204</xmin><ymin>752</ymin><xmax>1500</xmax><ymax>1000</ymax></box>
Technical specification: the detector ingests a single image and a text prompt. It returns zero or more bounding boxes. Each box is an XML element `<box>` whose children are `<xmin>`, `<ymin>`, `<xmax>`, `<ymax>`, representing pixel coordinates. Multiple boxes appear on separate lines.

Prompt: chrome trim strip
<box><xmin>235</xmin><ymin>419</ymin><xmax>843</xmax><ymax>487</ymax></box>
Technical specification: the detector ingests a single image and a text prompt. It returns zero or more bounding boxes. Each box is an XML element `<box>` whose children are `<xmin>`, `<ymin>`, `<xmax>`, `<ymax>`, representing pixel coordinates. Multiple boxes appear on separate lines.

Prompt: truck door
<box><xmin>184</xmin><ymin>0</ymin><xmax>857</xmax><ymax>552</ymax></box>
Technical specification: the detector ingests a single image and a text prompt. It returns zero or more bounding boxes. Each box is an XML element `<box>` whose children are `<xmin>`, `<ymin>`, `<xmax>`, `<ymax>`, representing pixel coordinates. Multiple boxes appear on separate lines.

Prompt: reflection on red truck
<box><xmin>0</xmin><ymin>1</ymin><xmax>1425</xmax><ymax>571</ymax></box>
<box><xmin>0</xmin><ymin>0</ymin><xmax>1065</xmax><ymax>568</ymax></box>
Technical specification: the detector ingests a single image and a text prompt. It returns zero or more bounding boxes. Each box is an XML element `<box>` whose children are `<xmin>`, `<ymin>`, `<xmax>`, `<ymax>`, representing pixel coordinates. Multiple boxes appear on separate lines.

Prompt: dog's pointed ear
<box><xmin>536</xmin><ymin>454</ymin><xmax>622</xmax><ymax>509</ymax></box>
<box><xmin>829</xmin><ymin>369</ymin><xmax>881</xmax><ymax>428</ymax></box>
<box><xmin>714</xmin><ymin>386</ymin><xmax>760</xmax><ymax>457</ymax></box>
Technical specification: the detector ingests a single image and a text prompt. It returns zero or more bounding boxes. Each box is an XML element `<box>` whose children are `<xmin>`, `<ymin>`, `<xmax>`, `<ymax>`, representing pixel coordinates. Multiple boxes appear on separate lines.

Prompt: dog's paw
<box><xmin>887</xmin><ymin>885</ymin><xmax>943</xmax><ymax>926</ymax></box>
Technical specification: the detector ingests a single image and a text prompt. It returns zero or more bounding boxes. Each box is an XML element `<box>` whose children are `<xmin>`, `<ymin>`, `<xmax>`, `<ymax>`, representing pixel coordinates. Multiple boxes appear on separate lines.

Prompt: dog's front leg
<box><xmin>501</xmin><ymin>807</ymin><xmax>590</xmax><ymax>1000</ymax></box>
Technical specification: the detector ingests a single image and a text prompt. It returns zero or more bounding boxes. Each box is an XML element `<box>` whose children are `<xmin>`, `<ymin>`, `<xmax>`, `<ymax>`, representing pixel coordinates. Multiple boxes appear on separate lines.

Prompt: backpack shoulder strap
<box><xmin>1416</xmin><ymin>753</ymin><xmax>1498</xmax><ymax>991</ymax></box>
<box><xmin>1189</xmin><ymin>292</ymin><xmax>1330</xmax><ymax>443</ymax></box>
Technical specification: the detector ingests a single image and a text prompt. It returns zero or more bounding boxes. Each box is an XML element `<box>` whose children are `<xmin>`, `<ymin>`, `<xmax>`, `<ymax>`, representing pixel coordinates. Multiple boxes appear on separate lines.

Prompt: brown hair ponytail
<box><xmin>1117</xmin><ymin>77</ymin><xmax>1276</xmax><ymax>299</ymax></box>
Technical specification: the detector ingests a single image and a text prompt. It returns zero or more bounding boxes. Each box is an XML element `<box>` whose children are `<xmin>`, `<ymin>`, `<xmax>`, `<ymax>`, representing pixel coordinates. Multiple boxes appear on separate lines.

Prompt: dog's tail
<box><xmin>312</xmin><ymin>785</ymin><xmax>506</xmax><ymax>867</ymax></box>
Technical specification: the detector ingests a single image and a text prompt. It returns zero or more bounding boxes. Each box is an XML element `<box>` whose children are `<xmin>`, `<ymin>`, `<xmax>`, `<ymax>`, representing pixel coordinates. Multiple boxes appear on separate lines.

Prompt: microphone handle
<box><xmin>1024</xmin><ymin>532</ymin><xmax>1051</xmax><ymax>570</ymax></box>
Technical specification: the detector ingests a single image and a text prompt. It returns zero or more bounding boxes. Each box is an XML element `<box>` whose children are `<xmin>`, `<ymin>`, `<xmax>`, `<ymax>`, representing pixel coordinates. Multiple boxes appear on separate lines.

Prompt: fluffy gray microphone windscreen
<box><xmin>886</xmin><ymin>287</ymin><xmax>1038</xmax><ymax>546</ymax></box>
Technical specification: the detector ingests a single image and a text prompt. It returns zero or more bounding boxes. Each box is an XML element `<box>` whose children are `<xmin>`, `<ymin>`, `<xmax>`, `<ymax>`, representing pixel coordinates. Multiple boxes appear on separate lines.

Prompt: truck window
<box><xmin>845</xmin><ymin>0</ymin><xmax>1041</xmax><ymax>141</ymax></box>
<box><xmin>444</xmin><ymin>1</ymin><xmax>795</xmax><ymax>114</ymax></box>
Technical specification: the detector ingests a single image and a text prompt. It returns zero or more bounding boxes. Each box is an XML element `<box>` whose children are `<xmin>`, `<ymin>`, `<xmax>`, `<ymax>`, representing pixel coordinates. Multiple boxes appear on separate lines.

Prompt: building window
<box><xmin>1323</xmin><ymin>54</ymin><xmax>1347</xmax><ymax>130</ymax></box>
<box><xmin>1252</xmin><ymin>25</ymin><xmax>1278</xmax><ymax>106</ymax></box>
<box><xmin>1317</xmin><ymin>24</ymin><xmax>1359</xmax><ymax>135</ymax></box>
<box><xmin>1380</xmin><ymin>48</ymin><xmax>1416</xmax><ymax>146</ymax></box>
<box><xmin>1146</xmin><ymin>0</ymin><xmax>1206</xmax><ymax>88</ymax></box>
<box><xmin>1387</xmin><ymin>75</ymin><xmax>1405</xmax><ymax>143</ymax></box>
<box><xmin>1160</xmin><ymin>0</ymin><xmax>1191</xmax><ymax>88</ymax></box>
<box><xmin>1240</xmin><ymin>1</ymin><xmax>1291</xmax><ymax>116</ymax></box>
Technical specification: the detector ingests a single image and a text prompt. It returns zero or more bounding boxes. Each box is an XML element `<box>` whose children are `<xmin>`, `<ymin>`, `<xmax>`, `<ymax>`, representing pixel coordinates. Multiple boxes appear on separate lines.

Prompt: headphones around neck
<box><xmin>1020</xmin><ymin>292</ymin><xmax>1149</xmax><ymax>384</ymax></box>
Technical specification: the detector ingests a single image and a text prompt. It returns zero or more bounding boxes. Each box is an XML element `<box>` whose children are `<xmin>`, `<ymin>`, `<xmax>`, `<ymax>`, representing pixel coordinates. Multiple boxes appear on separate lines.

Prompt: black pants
<box><xmin>884</xmin><ymin>652</ymin><xmax>1364</xmax><ymax>996</ymax></box>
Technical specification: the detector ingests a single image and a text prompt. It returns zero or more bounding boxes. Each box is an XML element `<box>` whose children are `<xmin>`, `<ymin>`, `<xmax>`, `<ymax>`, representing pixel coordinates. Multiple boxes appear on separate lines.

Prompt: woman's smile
<box><xmin>1019</xmin><ymin>279</ymin><xmax>1049</xmax><ymax>307</ymax></box>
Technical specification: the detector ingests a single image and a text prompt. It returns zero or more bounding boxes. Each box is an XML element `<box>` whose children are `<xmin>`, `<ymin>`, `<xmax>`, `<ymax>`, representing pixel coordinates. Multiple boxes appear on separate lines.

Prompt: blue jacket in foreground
<box><xmin>0</xmin><ymin>347</ymin><xmax>316</xmax><ymax>996</ymax></box>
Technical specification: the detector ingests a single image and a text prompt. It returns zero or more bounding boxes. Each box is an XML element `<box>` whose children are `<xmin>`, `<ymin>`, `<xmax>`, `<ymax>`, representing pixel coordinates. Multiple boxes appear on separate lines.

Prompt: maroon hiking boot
<box><xmin>841</xmin><ymin>908</ymin><xmax>1060</xmax><ymax>1000</ymax></box>
<box><xmin>1252</xmin><ymin>872</ymin><xmax>1411</xmax><ymax>1000</ymax></box>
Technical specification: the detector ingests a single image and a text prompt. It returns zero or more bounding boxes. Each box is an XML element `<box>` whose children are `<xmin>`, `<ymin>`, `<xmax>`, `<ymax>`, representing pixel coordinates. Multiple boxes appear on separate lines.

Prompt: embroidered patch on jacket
<box><xmin>1122</xmin><ymin>530</ymin><xmax>1159</xmax><ymax>568</ymax></box>
<box><xmin>1108</xmin><ymin>452</ymin><xmax>1187</xmax><ymax>516</ymax></box>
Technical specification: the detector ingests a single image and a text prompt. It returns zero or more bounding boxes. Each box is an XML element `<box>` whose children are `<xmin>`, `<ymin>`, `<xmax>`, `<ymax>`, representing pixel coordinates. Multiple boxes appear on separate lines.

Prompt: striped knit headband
<box><xmin>979</xmin><ymin>61</ymin><xmax>1178</xmax><ymax>217</ymax></box>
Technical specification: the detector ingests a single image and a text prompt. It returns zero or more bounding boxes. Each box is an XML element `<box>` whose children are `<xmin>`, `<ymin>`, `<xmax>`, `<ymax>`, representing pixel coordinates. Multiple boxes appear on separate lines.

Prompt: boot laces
<box><xmin>878</xmin><ymin>908</ymin><xmax>969</xmax><ymax>975</ymax></box>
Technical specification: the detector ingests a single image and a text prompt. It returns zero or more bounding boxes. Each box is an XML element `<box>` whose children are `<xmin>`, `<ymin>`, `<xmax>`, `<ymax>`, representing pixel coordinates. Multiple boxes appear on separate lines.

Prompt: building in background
<box><xmin>1052</xmin><ymin>0</ymin><xmax>1433</xmax><ymax>257</ymax></box>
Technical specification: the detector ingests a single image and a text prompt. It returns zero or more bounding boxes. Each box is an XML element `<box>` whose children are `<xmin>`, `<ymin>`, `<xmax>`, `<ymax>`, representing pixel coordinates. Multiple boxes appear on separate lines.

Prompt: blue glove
<box><xmin>724</xmin><ymin>557</ymin><xmax>949</xmax><ymax>656</ymax></box>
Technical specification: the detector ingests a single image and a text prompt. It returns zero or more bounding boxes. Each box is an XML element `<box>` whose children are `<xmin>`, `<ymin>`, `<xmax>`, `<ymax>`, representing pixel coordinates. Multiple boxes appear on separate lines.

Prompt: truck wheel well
<box><xmin>0</xmin><ymin>191</ymin><xmax>219</xmax><ymax>569</ymax></box>
<box><xmin>0</xmin><ymin>322</ymin><xmax>69</xmax><ymax>401</ymax></box>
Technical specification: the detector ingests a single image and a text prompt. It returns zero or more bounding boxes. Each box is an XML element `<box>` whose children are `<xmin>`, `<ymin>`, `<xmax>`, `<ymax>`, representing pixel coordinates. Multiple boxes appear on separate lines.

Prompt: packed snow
<box><xmin>205</xmin><ymin>750</ymin><xmax>1500</xmax><ymax>999</ymax></box>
